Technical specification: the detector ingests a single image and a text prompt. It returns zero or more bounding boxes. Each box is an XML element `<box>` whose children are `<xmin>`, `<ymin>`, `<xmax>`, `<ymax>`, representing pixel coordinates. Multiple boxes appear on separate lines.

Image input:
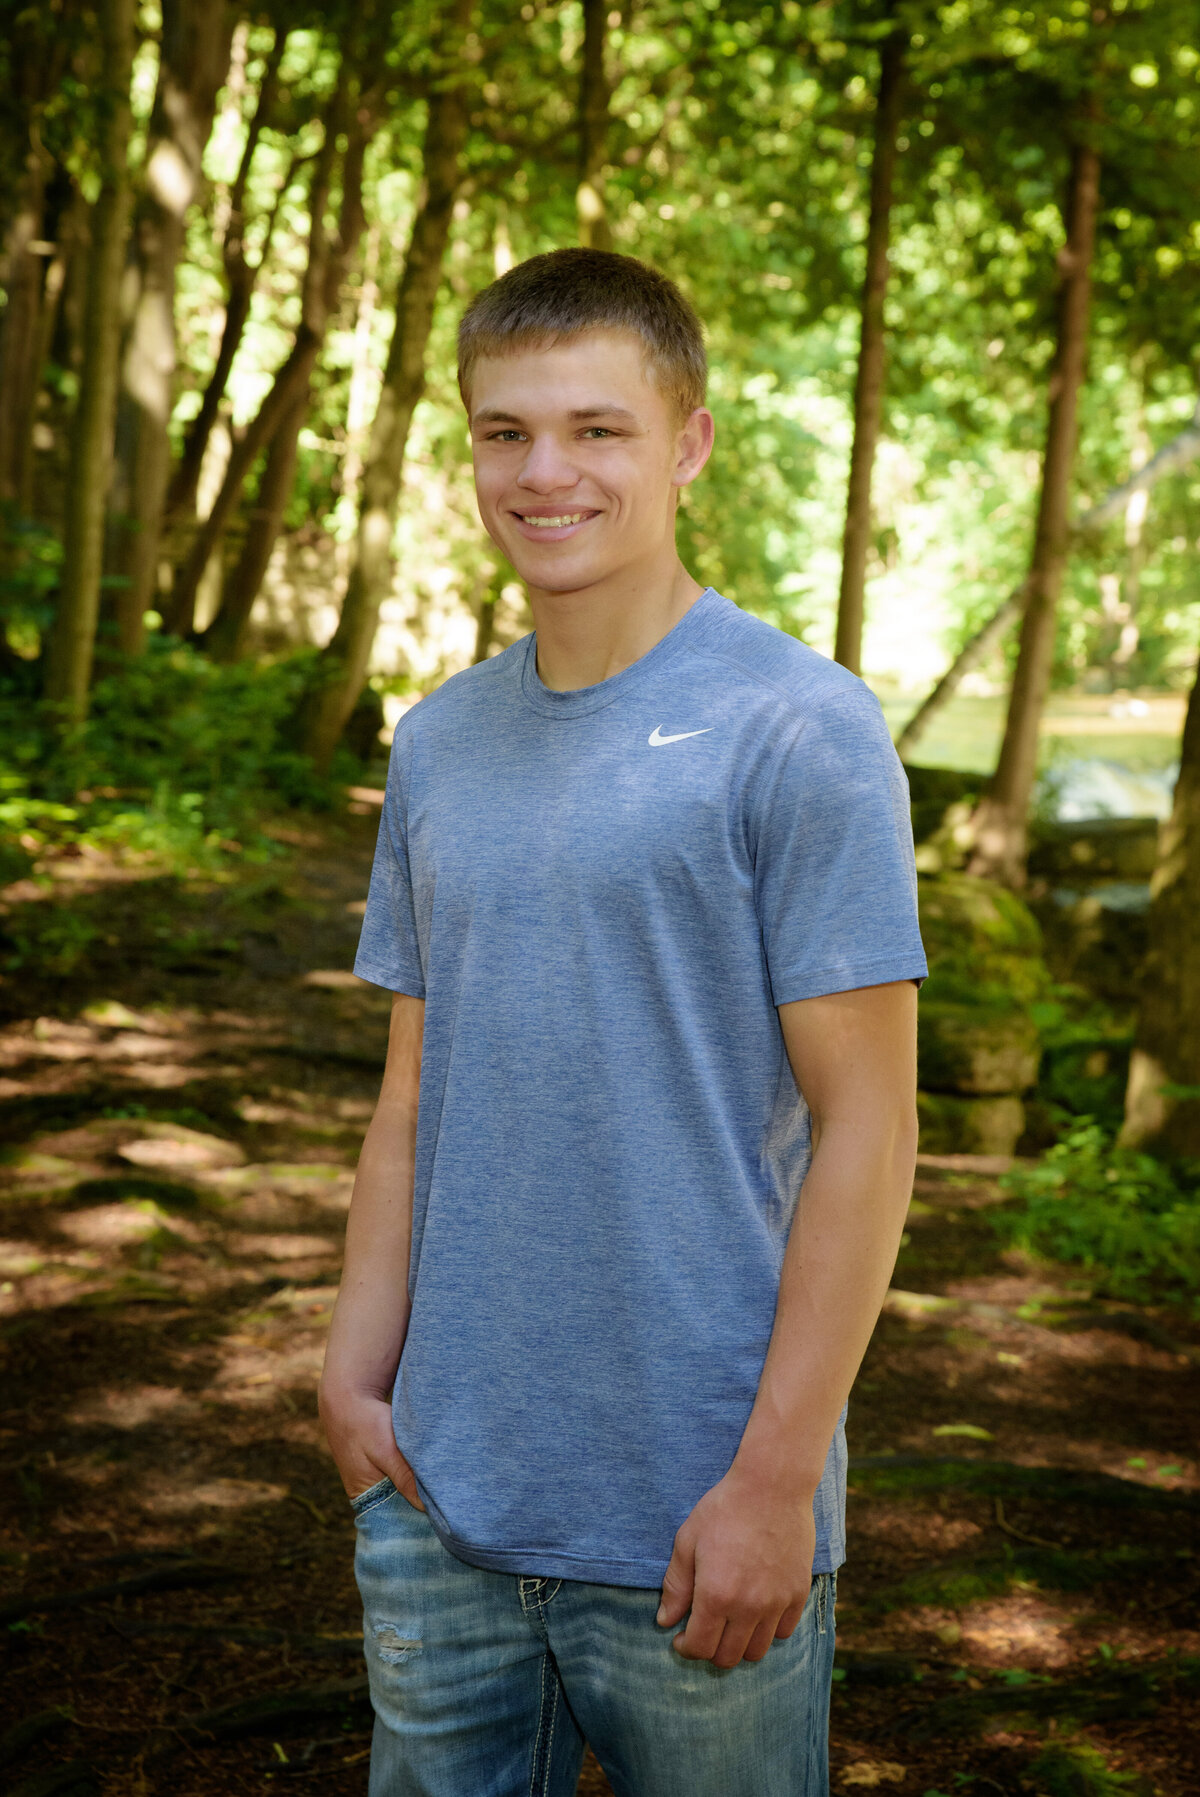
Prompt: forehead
<box><xmin>467</xmin><ymin>328</ymin><xmax>670</xmax><ymax>423</ymax></box>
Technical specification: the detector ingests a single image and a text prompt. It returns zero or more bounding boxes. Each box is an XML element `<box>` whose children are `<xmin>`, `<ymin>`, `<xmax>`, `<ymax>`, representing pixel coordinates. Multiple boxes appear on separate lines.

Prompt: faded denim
<box><xmin>353</xmin><ymin>1476</ymin><xmax>837</xmax><ymax>1797</ymax></box>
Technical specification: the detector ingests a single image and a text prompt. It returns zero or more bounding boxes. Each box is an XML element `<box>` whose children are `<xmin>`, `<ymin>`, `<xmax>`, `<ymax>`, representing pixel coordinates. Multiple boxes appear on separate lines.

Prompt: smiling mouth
<box><xmin>513</xmin><ymin>511</ymin><xmax>597</xmax><ymax>528</ymax></box>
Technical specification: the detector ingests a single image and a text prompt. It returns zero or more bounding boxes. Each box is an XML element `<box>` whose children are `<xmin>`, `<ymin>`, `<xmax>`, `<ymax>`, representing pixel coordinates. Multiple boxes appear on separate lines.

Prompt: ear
<box><xmin>672</xmin><ymin>408</ymin><xmax>715</xmax><ymax>489</ymax></box>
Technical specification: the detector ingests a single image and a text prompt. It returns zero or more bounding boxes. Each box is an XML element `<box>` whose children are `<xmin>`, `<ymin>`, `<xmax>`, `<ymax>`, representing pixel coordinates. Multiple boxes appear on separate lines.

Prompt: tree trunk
<box><xmin>301</xmin><ymin>0</ymin><xmax>473</xmax><ymax>773</ymax></box>
<box><xmin>110</xmin><ymin>0</ymin><xmax>234</xmax><ymax>656</ymax></box>
<box><xmin>42</xmin><ymin>0</ymin><xmax>135</xmax><ymax>721</ymax></box>
<box><xmin>577</xmin><ymin>0</ymin><xmax>612</xmax><ymax>250</ymax></box>
<box><xmin>833</xmin><ymin>29</ymin><xmax>905</xmax><ymax>676</ymax></box>
<box><xmin>965</xmin><ymin>136</ymin><xmax>1102</xmax><ymax>886</ymax></box>
<box><xmin>164</xmin><ymin>34</ymin><xmax>283</xmax><ymax>529</ymax></box>
<box><xmin>895</xmin><ymin>395</ymin><xmax>1200</xmax><ymax>759</ymax></box>
<box><xmin>163</xmin><ymin>83</ymin><xmax>346</xmax><ymax>639</ymax></box>
<box><xmin>196</xmin><ymin>99</ymin><xmax>373</xmax><ymax>656</ymax></box>
<box><xmin>203</xmin><ymin>384</ymin><xmax>308</xmax><ymax>662</ymax></box>
<box><xmin>0</xmin><ymin>143</ymin><xmax>50</xmax><ymax>509</ymax></box>
<box><xmin>1118</xmin><ymin>650</ymin><xmax>1200</xmax><ymax>1156</ymax></box>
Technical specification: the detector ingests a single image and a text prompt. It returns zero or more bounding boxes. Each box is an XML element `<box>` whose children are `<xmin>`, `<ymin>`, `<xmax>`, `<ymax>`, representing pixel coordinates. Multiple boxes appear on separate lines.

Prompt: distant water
<box><xmin>1034</xmin><ymin>757</ymin><xmax>1180</xmax><ymax>822</ymax></box>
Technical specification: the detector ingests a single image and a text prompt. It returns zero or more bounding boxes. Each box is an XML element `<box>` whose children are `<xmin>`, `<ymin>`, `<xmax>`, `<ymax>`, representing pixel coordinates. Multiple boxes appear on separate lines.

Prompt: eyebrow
<box><xmin>471</xmin><ymin>404</ymin><xmax>643</xmax><ymax>426</ymax></box>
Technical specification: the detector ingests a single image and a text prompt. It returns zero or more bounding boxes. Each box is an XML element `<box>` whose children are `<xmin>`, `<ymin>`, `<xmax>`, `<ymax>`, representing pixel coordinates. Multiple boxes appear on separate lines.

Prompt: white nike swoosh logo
<box><xmin>648</xmin><ymin>725</ymin><xmax>714</xmax><ymax>746</ymax></box>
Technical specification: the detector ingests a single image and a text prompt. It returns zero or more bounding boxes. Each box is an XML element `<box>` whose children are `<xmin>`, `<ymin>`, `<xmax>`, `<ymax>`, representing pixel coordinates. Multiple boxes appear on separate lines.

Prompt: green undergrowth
<box><xmin>1024</xmin><ymin>1741</ymin><xmax>1152</xmax><ymax>1796</ymax></box>
<box><xmin>993</xmin><ymin>1118</ymin><xmax>1200</xmax><ymax>1314</ymax></box>
<box><xmin>0</xmin><ymin>635</ymin><xmax>373</xmax><ymax>887</ymax></box>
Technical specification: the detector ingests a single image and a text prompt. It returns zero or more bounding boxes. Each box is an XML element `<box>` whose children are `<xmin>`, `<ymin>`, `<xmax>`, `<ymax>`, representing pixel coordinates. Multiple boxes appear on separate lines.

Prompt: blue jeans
<box><xmin>353</xmin><ymin>1476</ymin><xmax>837</xmax><ymax>1796</ymax></box>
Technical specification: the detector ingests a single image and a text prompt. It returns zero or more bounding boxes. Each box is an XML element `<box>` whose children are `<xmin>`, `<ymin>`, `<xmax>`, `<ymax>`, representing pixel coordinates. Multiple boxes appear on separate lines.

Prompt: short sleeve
<box><xmin>352</xmin><ymin>725</ymin><xmax>426</xmax><ymax>997</ymax></box>
<box><xmin>753</xmin><ymin>683</ymin><xmax>928</xmax><ymax>1006</ymax></box>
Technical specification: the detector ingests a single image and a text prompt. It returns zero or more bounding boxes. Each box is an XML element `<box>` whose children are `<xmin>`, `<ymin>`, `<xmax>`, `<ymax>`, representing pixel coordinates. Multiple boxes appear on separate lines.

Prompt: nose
<box><xmin>515</xmin><ymin>433</ymin><xmax>581</xmax><ymax>495</ymax></box>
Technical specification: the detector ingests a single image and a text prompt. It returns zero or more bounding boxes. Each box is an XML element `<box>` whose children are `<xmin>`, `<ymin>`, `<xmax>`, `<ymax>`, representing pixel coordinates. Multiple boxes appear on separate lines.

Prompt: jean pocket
<box><xmin>350</xmin><ymin>1475</ymin><xmax>395</xmax><ymax>1516</ymax></box>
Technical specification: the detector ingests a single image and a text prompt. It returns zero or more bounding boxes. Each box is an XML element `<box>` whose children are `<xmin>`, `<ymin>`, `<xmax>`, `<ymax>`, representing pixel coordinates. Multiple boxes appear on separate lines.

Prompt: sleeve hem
<box><xmin>353</xmin><ymin>960</ymin><xmax>426</xmax><ymax>998</ymax></box>
<box><xmin>771</xmin><ymin>955</ymin><xmax>929</xmax><ymax>1007</ymax></box>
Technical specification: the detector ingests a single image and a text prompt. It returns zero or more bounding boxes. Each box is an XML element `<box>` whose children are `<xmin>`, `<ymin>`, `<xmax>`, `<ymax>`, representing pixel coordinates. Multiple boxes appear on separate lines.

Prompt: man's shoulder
<box><xmin>694</xmin><ymin>594</ymin><xmax>882</xmax><ymax>725</ymax></box>
<box><xmin>394</xmin><ymin>636</ymin><xmax>528</xmax><ymax>741</ymax></box>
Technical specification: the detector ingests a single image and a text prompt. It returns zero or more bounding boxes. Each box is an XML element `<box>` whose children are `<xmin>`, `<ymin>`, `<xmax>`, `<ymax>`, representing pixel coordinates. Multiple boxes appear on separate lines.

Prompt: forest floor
<box><xmin>0</xmin><ymin>795</ymin><xmax>1197</xmax><ymax>1797</ymax></box>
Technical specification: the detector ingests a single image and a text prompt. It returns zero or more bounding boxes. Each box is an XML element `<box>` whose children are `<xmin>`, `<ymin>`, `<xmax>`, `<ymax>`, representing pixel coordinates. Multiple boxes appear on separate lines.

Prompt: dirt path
<box><xmin>1</xmin><ymin>807</ymin><xmax>1197</xmax><ymax>1795</ymax></box>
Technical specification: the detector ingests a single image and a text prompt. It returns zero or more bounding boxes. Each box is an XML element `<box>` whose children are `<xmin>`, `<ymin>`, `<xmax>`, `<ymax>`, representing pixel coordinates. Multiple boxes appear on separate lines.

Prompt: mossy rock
<box><xmin>917</xmin><ymin>1089</ymin><xmax>1025</xmax><ymax>1156</ymax></box>
<box><xmin>919</xmin><ymin>998</ymin><xmax>1040</xmax><ymax>1095</ymax></box>
<box><xmin>917</xmin><ymin>872</ymin><xmax>1052</xmax><ymax>1008</ymax></box>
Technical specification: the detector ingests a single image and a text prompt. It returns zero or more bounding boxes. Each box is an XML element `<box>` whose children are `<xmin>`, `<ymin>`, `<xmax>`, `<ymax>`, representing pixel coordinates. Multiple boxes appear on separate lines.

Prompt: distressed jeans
<box><xmin>352</xmin><ymin>1475</ymin><xmax>837</xmax><ymax>1797</ymax></box>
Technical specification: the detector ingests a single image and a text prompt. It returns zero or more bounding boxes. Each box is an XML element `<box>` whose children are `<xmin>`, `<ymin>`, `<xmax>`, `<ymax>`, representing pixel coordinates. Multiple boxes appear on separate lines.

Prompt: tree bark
<box><xmin>0</xmin><ymin>143</ymin><xmax>50</xmax><ymax>509</ymax></box>
<box><xmin>965</xmin><ymin>136</ymin><xmax>1102</xmax><ymax>885</ymax></box>
<box><xmin>197</xmin><ymin>100</ymin><xmax>373</xmax><ymax>658</ymax></box>
<box><xmin>577</xmin><ymin>0</ymin><xmax>612</xmax><ymax>250</ymax></box>
<box><xmin>163</xmin><ymin>80</ymin><xmax>347</xmax><ymax>639</ymax></box>
<box><xmin>164</xmin><ymin>34</ymin><xmax>284</xmax><ymax>530</ymax></box>
<box><xmin>42</xmin><ymin>0</ymin><xmax>135</xmax><ymax>721</ymax></box>
<box><xmin>203</xmin><ymin>384</ymin><xmax>308</xmax><ymax>661</ymax></box>
<box><xmin>1118</xmin><ymin>650</ymin><xmax>1200</xmax><ymax>1156</ymax></box>
<box><xmin>895</xmin><ymin>396</ymin><xmax>1200</xmax><ymax>759</ymax></box>
<box><xmin>109</xmin><ymin>0</ymin><xmax>234</xmax><ymax>656</ymax></box>
<box><xmin>834</xmin><ymin>29</ymin><xmax>905</xmax><ymax>676</ymax></box>
<box><xmin>301</xmin><ymin>0</ymin><xmax>473</xmax><ymax>773</ymax></box>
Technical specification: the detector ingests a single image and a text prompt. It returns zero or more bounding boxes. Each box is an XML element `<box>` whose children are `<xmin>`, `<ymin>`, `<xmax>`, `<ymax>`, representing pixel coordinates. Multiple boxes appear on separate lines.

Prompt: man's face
<box><xmin>467</xmin><ymin>328</ymin><xmax>712</xmax><ymax>595</ymax></box>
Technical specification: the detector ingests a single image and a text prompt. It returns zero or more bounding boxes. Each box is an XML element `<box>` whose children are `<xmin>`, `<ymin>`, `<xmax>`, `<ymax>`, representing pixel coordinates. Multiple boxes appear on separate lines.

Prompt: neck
<box><xmin>529</xmin><ymin>548</ymin><xmax>705</xmax><ymax>692</ymax></box>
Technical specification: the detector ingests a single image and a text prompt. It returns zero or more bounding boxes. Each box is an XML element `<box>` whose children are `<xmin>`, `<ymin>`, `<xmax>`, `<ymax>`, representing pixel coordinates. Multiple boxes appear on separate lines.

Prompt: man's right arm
<box><xmin>318</xmin><ymin>990</ymin><xmax>426</xmax><ymax>1508</ymax></box>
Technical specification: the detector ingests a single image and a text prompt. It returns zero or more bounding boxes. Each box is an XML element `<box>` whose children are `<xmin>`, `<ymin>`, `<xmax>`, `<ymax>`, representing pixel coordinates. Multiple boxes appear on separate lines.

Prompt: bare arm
<box><xmin>657</xmin><ymin>978</ymin><xmax>919</xmax><ymax>1666</ymax></box>
<box><xmin>318</xmin><ymin>990</ymin><xmax>426</xmax><ymax>1507</ymax></box>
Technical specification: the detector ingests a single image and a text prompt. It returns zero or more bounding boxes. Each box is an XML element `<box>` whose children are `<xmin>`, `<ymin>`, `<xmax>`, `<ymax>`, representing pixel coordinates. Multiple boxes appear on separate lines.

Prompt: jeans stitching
<box><xmin>529</xmin><ymin>1650</ymin><xmax>552</xmax><ymax>1796</ymax></box>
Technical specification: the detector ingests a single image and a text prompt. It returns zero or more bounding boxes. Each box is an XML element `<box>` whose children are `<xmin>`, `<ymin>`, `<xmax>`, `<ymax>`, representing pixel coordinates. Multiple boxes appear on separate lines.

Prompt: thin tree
<box><xmin>162</xmin><ymin>74</ymin><xmax>349</xmax><ymax>639</ymax></box>
<box><xmin>42</xmin><ymin>0</ymin><xmax>136</xmax><ymax>721</ymax></box>
<box><xmin>833</xmin><ymin>27</ymin><xmax>905</xmax><ymax>676</ymax></box>
<box><xmin>965</xmin><ymin>130</ymin><xmax>1101</xmax><ymax>886</ymax></box>
<box><xmin>300</xmin><ymin>0</ymin><xmax>474</xmax><ymax>772</ymax></box>
<box><xmin>200</xmin><ymin>110</ymin><xmax>375</xmax><ymax>661</ymax></box>
<box><xmin>1118</xmin><ymin>648</ymin><xmax>1200</xmax><ymax>1157</ymax></box>
<box><xmin>577</xmin><ymin>0</ymin><xmax>613</xmax><ymax>250</ymax></box>
<box><xmin>0</xmin><ymin>10</ymin><xmax>70</xmax><ymax>510</ymax></box>
<box><xmin>111</xmin><ymin>0</ymin><xmax>234</xmax><ymax>655</ymax></box>
<box><xmin>162</xmin><ymin>31</ymin><xmax>285</xmax><ymax>531</ymax></box>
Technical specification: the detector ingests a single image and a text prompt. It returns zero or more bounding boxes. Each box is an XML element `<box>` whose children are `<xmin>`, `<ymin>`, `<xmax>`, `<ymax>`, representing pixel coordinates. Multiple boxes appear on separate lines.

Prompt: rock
<box><xmin>917</xmin><ymin>1091</ymin><xmax>1026</xmax><ymax>1157</ymax></box>
<box><xmin>918</xmin><ymin>872</ymin><xmax>1050</xmax><ymax>1007</ymax></box>
<box><xmin>918</xmin><ymin>999</ymin><xmax>1040</xmax><ymax>1095</ymax></box>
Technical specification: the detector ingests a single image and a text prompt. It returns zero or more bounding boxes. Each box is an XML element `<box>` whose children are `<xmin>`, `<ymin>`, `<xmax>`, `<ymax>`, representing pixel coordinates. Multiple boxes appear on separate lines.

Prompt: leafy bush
<box><xmin>0</xmin><ymin>637</ymin><xmax>370</xmax><ymax>875</ymax></box>
<box><xmin>993</xmin><ymin>1118</ymin><xmax>1200</xmax><ymax>1312</ymax></box>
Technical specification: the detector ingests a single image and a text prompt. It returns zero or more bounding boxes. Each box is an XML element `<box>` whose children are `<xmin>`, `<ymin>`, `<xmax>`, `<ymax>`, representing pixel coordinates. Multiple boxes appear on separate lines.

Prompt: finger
<box><xmin>657</xmin><ymin>1538</ymin><xmax>696</xmax><ymax>1628</ymax></box>
<box><xmin>742</xmin><ymin>1615</ymin><xmax>781</xmax><ymax>1663</ymax></box>
<box><xmin>393</xmin><ymin>1453</ymin><xmax>427</xmax><ymax>1511</ymax></box>
<box><xmin>707</xmin><ymin>1617</ymin><xmax>758</xmax><ymax>1670</ymax></box>
<box><xmin>670</xmin><ymin>1601</ymin><xmax>725</xmax><ymax>1663</ymax></box>
<box><xmin>774</xmin><ymin>1600</ymin><xmax>805</xmax><ymax>1641</ymax></box>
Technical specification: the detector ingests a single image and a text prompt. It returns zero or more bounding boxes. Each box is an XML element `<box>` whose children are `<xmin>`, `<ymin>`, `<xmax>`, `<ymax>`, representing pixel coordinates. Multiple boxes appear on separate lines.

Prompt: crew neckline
<box><xmin>519</xmin><ymin>586</ymin><xmax>722</xmax><ymax>718</ymax></box>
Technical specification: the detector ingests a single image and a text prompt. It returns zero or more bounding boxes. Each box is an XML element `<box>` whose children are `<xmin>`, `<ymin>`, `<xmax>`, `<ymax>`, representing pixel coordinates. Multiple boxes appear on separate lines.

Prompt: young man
<box><xmin>319</xmin><ymin>247</ymin><xmax>928</xmax><ymax>1796</ymax></box>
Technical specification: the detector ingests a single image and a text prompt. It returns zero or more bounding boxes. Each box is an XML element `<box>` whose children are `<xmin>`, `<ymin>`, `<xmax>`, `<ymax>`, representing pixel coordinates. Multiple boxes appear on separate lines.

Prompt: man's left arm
<box><xmin>657</xmin><ymin>976</ymin><xmax>919</xmax><ymax>1668</ymax></box>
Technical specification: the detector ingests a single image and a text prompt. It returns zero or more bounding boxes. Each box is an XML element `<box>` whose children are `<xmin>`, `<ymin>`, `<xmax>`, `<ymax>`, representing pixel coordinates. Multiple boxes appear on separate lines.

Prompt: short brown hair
<box><xmin>457</xmin><ymin>248</ymin><xmax>707</xmax><ymax>423</ymax></box>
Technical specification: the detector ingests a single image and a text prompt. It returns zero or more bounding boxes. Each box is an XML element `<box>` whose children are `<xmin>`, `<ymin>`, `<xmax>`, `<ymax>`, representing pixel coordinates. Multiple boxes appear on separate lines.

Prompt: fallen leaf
<box><xmin>841</xmin><ymin>1762</ymin><xmax>907</xmax><ymax>1788</ymax></box>
<box><xmin>932</xmin><ymin>1422</ymin><xmax>994</xmax><ymax>1440</ymax></box>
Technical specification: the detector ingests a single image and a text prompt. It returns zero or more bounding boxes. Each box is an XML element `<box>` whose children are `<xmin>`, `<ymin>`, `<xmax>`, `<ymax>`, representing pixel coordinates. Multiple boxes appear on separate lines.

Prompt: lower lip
<box><xmin>509</xmin><ymin>512</ymin><xmax>599</xmax><ymax>544</ymax></box>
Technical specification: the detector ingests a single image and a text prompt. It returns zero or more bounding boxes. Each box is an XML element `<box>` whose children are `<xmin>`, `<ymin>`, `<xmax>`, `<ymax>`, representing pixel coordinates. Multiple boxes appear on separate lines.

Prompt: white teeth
<box><xmin>520</xmin><ymin>513</ymin><xmax>587</xmax><ymax>528</ymax></box>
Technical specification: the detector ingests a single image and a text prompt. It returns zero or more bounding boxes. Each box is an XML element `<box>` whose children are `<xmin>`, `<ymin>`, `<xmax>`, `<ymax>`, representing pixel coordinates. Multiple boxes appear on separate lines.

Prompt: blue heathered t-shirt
<box><xmin>353</xmin><ymin>585</ymin><xmax>928</xmax><ymax>1588</ymax></box>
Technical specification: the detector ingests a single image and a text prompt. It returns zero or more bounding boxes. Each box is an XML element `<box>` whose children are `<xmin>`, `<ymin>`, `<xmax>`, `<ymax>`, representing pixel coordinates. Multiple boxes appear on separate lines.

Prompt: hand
<box><xmin>318</xmin><ymin>1382</ymin><xmax>426</xmax><ymax>1511</ymax></box>
<box><xmin>656</xmin><ymin>1465</ymin><xmax>816</xmax><ymax>1667</ymax></box>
